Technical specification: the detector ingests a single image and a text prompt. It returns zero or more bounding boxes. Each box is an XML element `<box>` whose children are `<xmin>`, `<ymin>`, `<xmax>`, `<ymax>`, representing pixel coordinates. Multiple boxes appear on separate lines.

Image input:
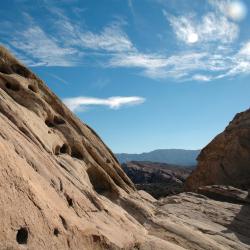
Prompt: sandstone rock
<box><xmin>0</xmin><ymin>46</ymin><xmax>147</xmax><ymax>250</ymax></box>
<box><xmin>198</xmin><ymin>185</ymin><xmax>250</xmax><ymax>204</ymax></box>
<box><xmin>0</xmin><ymin>46</ymin><xmax>250</xmax><ymax>250</ymax></box>
<box><xmin>153</xmin><ymin>191</ymin><xmax>250</xmax><ymax>250</ymax></box>
<box><xmin>185</xmin><ymin>108</ymin><xmax>250</xmax><ymax>191</ymax></box>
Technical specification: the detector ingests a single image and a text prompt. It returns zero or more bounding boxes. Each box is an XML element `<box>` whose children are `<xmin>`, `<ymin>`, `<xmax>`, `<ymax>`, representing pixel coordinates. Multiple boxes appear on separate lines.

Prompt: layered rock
<box><xmin>0</xmin><ymin>46</ymin><xmax>250</xmax><ymax>250</ymax></box>
<box><xmin>185</xmin><ymin>108</ymin><xmax>250</xmax><ymax>191</ymax></box>
<box><xmin>122</xmin><ymin>161</ymin><xmax>192</xmax><ymax>198</ymax></box>
<box><xmin>0</xmin><ymin>46</ymin><xmax>149</xmax><ymax>249</ymax></box>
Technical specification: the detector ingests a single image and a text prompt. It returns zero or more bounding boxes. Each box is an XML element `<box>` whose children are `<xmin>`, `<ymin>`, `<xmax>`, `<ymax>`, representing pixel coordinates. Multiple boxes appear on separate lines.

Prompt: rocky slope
<box><xmin>185</xmin><ymin>108</ymin><xmax>250</xmax><ymax>191</ymax></box>
<box><xmin>116</xmin><ymin>149</ymin><xmax>200</xmax><ymax>166</ymax></box>
<box><xmin>0</xmin><ymin>46</ymin><xmax>249</xmax><ymax>250</ymax></box>
<box><xmin>122</xmin><ymin>161</ymin><xmax>192</xmax><ymax>198</ymax></box>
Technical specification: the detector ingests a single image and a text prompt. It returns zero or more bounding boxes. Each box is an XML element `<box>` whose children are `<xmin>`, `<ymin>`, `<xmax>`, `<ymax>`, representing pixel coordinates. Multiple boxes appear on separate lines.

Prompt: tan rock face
<box><xmin>0</xmin><ymin>46</ymin><xmax>250</xmax><ymax>250</ymax></box>
<box><xmin>0</xmin><ymin>46</ymin><xmax>147</xmax><ymax>250</ymax></box>
<box><xmin>185</xmin><ymin>108</ymin><xmax>250</xmax><ymax>191</ymax></box>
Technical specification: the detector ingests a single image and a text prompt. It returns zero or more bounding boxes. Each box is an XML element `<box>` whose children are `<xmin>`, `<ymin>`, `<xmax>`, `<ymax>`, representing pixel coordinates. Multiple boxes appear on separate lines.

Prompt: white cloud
<box><xmin>3</xmin><ymin>1</ymin><xmax>250</xmax><ymax>83</ymax></box>
<box><xmin>216</xmin><ymin>41</ymin><xmax>250</xmax><ymax>78</ymax></box>
<box><xmin>238</xmin><ymin>41</ymin><xmax>250</xmax><ymax>56</ymax></box>
<box><xmin>165</xmin><ymin>11</ymin><xmax>238</xmax><ymax>45</ymax></box>
<box><xmin>108</xmin><ymin>51</ymin><xmax>232</xmax><ymax>80</ymax></box>
<box><xmin>192</xmin><ymin>74</ymin><xmax>212</xmax><ymax>82</ymax></box>
<box><xmin>10</xmin><ymin>25</ymin><xmax>79</xmax><ymax>66</ymax></box>
<box><xmin>5</xmin><ymin>11</ymin><xmax>133</xmax><ymax>67</ymax></box>
<box><xmin>49</xmin><ymin>9</ymin><xmax>133</xmax><ymax>53</ymax></box>
<box><xmin>209</xmin><ymin>0</ymin><xmax>247</xmax><ymax>21</ymax></box>
<box><xmin>79</xmin><ymin>24</ymin><xmax>133</xmax><ymax>52</ymax></box>
<box><xmin>63</xmin><ymin>96</ymin><xmax>145</xmax><ymax>112</ymax></box>
<box><xmin>109</xmin><ymin>52</ymin><xmax>168</xmax><ymax>69</ymax></box>
<box><xmin>47</xmin><ymin>73</ymin><xmax>69</xmax><ymax>85</ymax></box>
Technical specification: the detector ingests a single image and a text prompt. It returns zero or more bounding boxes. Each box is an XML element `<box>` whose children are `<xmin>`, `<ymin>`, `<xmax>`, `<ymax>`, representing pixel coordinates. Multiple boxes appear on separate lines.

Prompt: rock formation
<box><xmin>0</xmin><ymin>46</ymin><xmax>147</xmax><ymax>249</ymax></box>
<box><xmin>185</xmin><ymin>108</ymin><xmax>250</xmax><ymax>191</ymax></box>
<box><xmin>0</xmin><ymin>46</ymin><xmax>250</xmax><ymax>249</ymax></box>
<box><xmin>122</xmin><ymin>161</ymin><xmax>192</xmax><ymax>198</ymax></box>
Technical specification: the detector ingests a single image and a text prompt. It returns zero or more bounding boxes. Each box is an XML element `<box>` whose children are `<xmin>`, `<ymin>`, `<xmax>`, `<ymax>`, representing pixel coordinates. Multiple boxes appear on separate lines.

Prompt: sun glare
<box><xmin>187</xmin><ymin>32</ymin><xmax>199</xmax><ymax>43</ymax></box>
<box><xmin>227</xmin><ymin>1</ymin><xmax>247</xmax><ymax>21</ymax></box>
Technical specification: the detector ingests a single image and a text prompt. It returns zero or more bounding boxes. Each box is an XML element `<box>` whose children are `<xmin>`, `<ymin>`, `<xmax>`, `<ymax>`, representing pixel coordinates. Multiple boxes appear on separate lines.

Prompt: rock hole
<box><xmin>55</xmin><ymin>144</ymin><xmax>70</xmax><ymax>156</ymax></box>
<box><xmin>59</xmin><ymin>178</ymin><xmax>63</xmax><ymax>191</ymax></box>
<box><xmin>106</xmin><ymin>158</ymin><xmax>111</xmax><ymax>164</ymax></box>
<box><xmin>11</xmin><ymin>64</ymin><xmax>31</xmax><ymax>78</ymax></box>
<box><xmin>65</xmin><ymin>194</ymin><xmax>73</xmax><ymax>207</ymax></box>
<box><xmin>60</xmin><ymin>144</ymin><xmax>70</xmax><ymax>154</ymax></box>
<box><xmin>92</xmin><ymin>235</ymin><xmax>101</xmax><ymax>242</ymax></box>
<box><xmin>45</xmin><ymin>116</ymin><xmax>65</xmax><ymax>127</ymax></box>
<box><xmin>5</xmin><ymin>81</ymin><xmax>20</xmax><ymax>91</ymax></box>
<box><xmin>53</xmin><ymin>228</ymin><xmax>59</xmax><ymax>237</ymax></box>
<box><xmin>0</xmin><ymin>64</ymin><xmax>12</xmax><ymax>74</ymax></box>
<box><xmin>45</xmin><ymin>119</ymin><xmax>54</xmax><ymax>128</ymax></box>
<box><xmin>71</xmin><ymin>146</ymin><xmax>84</xmax><ymax>160</ymax></box>
<box><xmin>16</xmin><ymin>227</ymin><xmax>28</xmax><ymax>245</ymax></box>
<box><xmin>87</xmin><ymin>166</ymin><xmax>113</xmax><ymax>195</ymax></box>
<box><xmin>67</xmin><ymin>239</ymin><xmax>70</xmax><ymax>248</ymax></box>
<box><xmin>54</xmin><ymin>116</ymin><xmax>65</xmax><ymax>125</ymax></box>
<box><xmin>59</xmin><ymin>215</ymin><xmax>68</xmax><ymax>230</ymax></box>
<box><xmin>28</xmin><ymin>84</ymin><xmax>38</xmax><ymax>93</ymax></box>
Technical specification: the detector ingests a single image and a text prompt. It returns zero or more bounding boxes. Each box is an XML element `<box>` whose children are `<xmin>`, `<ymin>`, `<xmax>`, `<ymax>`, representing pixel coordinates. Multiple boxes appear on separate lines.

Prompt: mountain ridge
<box><xmin>116</xmin><ymin>149</ymin><xmax>200</xmax><ymax>166</ymax></box>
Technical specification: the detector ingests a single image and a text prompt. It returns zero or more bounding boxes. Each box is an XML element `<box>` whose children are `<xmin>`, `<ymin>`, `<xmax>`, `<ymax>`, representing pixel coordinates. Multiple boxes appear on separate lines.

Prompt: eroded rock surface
<box><xmin>152</xmin><ymin>190</ymin><xmax>250</xmax><ymax>250</ymax></box>
<box><xmin>0</xmin><ymin>46</ymin><xmax>147</xmax><ymax>250</ymax></box>
<box><xmin>185</xmin><ymin>108</ymin><xmax>250</xmax><ymax>191</ymax></box>
<box><xmin>0</xmin><ymin>46</ymin><xmax>250</xmax><ymax>250</ymax></box>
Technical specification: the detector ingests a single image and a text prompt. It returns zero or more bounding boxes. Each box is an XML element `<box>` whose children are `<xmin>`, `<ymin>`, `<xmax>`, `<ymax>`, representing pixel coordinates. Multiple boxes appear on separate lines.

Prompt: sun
<box><xmin>187</xmin><ymin>32</ymin><xmax>199</xmax><ymax>43</ymax></box>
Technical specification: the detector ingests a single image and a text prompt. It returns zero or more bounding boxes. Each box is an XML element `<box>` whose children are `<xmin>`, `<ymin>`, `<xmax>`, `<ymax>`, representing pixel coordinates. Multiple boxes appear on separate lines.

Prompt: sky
<box><xmin>0</xmin><ymin>0</ymin><xmax>250</xmax><ymax>153</ymax></box>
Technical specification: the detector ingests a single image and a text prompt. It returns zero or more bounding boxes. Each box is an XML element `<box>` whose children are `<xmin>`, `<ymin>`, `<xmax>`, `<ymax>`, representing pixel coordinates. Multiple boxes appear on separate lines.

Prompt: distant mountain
<box><xmin>116</xmin><ymin>149</ymin><xmax>200</xmax><ymax>166</ymax></box>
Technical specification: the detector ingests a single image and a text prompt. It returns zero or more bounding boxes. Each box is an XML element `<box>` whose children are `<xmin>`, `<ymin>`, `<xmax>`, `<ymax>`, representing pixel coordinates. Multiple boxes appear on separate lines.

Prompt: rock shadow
<box><xmin>225</xmin><ymin>197</ymin><xmax>250</xmax><ymax>246</ymax></box>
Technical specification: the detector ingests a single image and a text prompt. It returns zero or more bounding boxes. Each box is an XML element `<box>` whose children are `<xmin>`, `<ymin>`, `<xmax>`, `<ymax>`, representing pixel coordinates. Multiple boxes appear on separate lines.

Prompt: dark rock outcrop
<box><xmin>122</xmin><ymin>161</ymin><xmax>192</xmax><ymax>198</ymax></box>
<box><xmin>185</xmin><ymin>108</ymin><xmax>250</xmax><ymax>191</ymax></box>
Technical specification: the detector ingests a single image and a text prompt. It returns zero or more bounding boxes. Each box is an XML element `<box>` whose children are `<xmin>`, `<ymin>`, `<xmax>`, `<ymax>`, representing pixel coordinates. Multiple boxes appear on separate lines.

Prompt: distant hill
<box><xmin>116</xmin><ymin>149</ymin><xmax>200</xmax><ymax>166</ymax></box>
<box><xmin>122</xmin><ymin>161</ymin><xmax>193</xmax><ymax>198</ymax></box>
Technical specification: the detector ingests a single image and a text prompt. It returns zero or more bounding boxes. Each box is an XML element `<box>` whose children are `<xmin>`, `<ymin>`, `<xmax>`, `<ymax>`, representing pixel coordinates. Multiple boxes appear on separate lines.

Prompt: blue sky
<box><xmin>1</xmin><ymin>0</ymin><xmax>250</xmax><ymax>153</ymax></box>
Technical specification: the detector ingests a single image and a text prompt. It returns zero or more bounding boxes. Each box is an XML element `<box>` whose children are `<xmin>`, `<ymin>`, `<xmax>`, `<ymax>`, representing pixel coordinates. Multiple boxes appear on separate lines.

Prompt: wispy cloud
<box><xmin>4</xmin><ymin>8</ymin><xmax>132</xmax><ymax>67</ymax></box>
<box><xmin>192</xmin><ymin>74</ymin><xmax>212</xmax><ymax>82</ymax></box>
<box><xmin>108</xmin><ymin>51</ymin><xmax>232</xmax><ymax>80</ymax></box>
<box><xmin>128</xmin><ymin>0</ymin><xmax>135</xmax><ymax>15</ymax></box>
<box><xmin>47</xmin><ymin>73</ymin><xmax>69</xmax><ymax>85</ymax></box>
<box><xmin>2</xmin><ymin>0</ymin><xmax>250</xmax><ymax>83</ymax></box>
<box><xmin>165</xmin><ymin>11</ymin><xmax>238</xmax><ymax>45</ymax></box>
<box><xmin>63</xmin><ymin>96</ymin><xmax>145</xmax><ymax>112</ymax></box>
<box><xmin>106</xmin><ymin>1</ymin><xmax>248</xmax><ymax>81</ymax></box>
<box><xmin>209</xmin><ymin>0</ymin><xmax>247</xmax><ymax>21</ymax></box>
<box><xmin>10</xmin><ymin>25</ymin><xmax>79</xmax><ymax>66</ymax></box>
<box><xmin>216</xmin><ymin>40</ymin><xmax>250</xmax><ymax>78</ymax></box>
<box><xmin>78</xmin><ymin>24</ymin><xmax>133</xmax><ymax>52</ymax></box>
<box><xmin>108</xmin><ymin>52</ymin><xmax>168</xmax><ymax>69</ymax></box>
